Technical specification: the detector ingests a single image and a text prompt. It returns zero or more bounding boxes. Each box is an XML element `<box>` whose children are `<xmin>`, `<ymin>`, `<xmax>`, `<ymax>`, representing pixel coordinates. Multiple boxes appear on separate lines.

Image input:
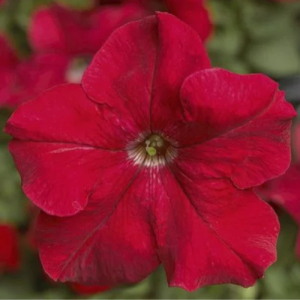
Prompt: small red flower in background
<box><xmin>5</xmin><ymin>13</ymin><xmax>296</xmax><ymax>291</ymax></box>
<box><xmin>0</xmin><ymin>33</ymin><xmax>68</xmax><ymax>109</ymax></box>
<box><xmin>0</xmin><ymin>224</ymin><xmax>20</xmax><ymax>273</ymax></box>
<box><xmin>0</xmin><ymin>35</ymin><xmax>19</xmax><ymax>108</ymax></box>
<box><xmin>29</xmin><ymin>2</ymin><xmax>148</xmax><ymax>56</ymax></box>
<box><xmin>70</xmin><ymin>283</ymin><xmax>110</xmax><ymax>295</ymax></box>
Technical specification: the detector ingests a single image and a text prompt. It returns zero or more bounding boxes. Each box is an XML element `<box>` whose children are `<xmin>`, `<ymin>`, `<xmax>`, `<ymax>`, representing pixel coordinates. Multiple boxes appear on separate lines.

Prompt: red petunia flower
<box><xmin>0</xmin><ymin>224</ymin><xmax>20</xmax><ymax>273</ymax></box>
<box><xmin>0</xmin><ymin>52</ymin><xmax>68</xmax><ymax>109</ymax></box>
<box><xmin>29</xmin><ymin>3</ymin><xmax>149</xmax><ymax>56</ymax></box>
<box><xmin>5</xmin><ymin>13</ymin><xmax>296</xmax><ymax>291</ymax></box>
<box><xmin>0</xmin><ymin>35</ymin><xmax>19</xmax><ymax>108</ymax></box>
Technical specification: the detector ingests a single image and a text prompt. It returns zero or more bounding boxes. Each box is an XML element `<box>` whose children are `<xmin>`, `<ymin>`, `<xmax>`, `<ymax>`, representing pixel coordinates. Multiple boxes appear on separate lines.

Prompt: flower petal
<box><xmin>8</xmin><ymin>141</ymin><xmax>137</xmax><ymax>216</ymax></box>
<box><xmin>0</xmin><ymin>34</ymin><xmax>19</xmax><ymax>68</ymax></box>
<box><xmin>36</xmin><ymin>169</ymin><xmax>159</xmax><ymax>284</ymax></box>
<box><xmin>257</xmin><ymin>164</ymin><xmax>300</xmax><ymax>224</ymax></box>
<box><xmin>82</xmin><ymin>12</ymin><xmax>210</xmax><ymax>134</ymax></box>
<box><xmin>71</xmin><ymin>283</ymin><xmax>110</xmax><ymax>295</ymax></box>
<box><xmin>29</xmin><ymin>3</ymin><xmax>148</xmax><ymax>55</ymax></box>
<box><xmin>7</xmin><ymin>53</ymin><xmax>68</xmax><ymax>108</ymax></box>
<box><xmin>0</xmin><ymin>224</ymin><xmax>20</xmax><ymax>272</ymax></box>
<box><xmin>5</xmin><ymin>84</ymin><xmax>137</xmax><ymax>149</ymax></box>
<box><xmin>178</xmin><ymin>68</ymin><xmax>296</xmax><ymax>188</ymax></box>
<box><xmin>151</xmin><ymin>167</ymin><xmax>279</xmax><ymax>291</ymax></box>
<box><xmin>164</xmin><ymin>0</ymin><xmax>213</xmax><ymax>42</ymax></box>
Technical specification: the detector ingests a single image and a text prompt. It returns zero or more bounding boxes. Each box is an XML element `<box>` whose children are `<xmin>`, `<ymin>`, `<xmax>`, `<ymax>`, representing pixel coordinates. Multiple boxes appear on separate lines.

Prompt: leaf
<box><xmin>245</xmin><ymin>34</ymin><xmax>300</xmax><ymax>77</ymax></box>
<box><xmin>0</xmin><ymin>144</ymin><xmax>27</xmax><ymax>225</ymax></box>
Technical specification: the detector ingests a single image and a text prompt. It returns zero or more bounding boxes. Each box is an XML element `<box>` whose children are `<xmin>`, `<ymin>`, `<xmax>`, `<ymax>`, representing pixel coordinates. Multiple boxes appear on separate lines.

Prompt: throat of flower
<box><xmin>128</xmin><ymin>133</ymin><xmax>177</xmax><ymax>167</ymax></box>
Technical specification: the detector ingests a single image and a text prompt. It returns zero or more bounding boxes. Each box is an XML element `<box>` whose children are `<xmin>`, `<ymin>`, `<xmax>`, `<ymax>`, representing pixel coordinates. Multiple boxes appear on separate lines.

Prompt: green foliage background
<box><xmin>1</xmin><ymin>0</ymin><xmax>300</xmax><ymax>298</ymax></box>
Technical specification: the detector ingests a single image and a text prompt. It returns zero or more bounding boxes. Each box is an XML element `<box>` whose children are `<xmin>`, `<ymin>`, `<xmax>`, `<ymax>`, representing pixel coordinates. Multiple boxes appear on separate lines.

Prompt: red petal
<box><xmin>0</xmin><ymin>34</ymin><xmax>20</xmax><ymax>109</ymax></box>
<box><xmin>151</xmin><ymin>167</ymin><xmax>279</xmax><ymax>291</ymax></box>
<box><xmin>29</xmin><ymin>3</ymin><xmax>148</xmax><ymax>56</ymax></box>
<box><xmin>83</xmin><ymin>12</ymin><xmax>210</xmax><ymax>134</ymax></box>
<box><xmin>178</xmin><ymin>68</ymin><xmax>296</xmax><ymax>188</ymax></box>
<box><xmin>5</xmin><ymin>84</ymin><xmax>137</xmax><ymax>150</ymax></box>
<box><xmin>0</xmin><ymin>224</ymin><xmax>20</xmax><ymax>272</ymax></box>
<box><xmin>257</xmin><ymin>164</ymin><xmax>300</xmax><ymax>224</ymax></box>
<box><xmin>71</xmin><ymin>283</ymin><xmax>110</xmax><ymax>295</ymax></box>
<box><xmin>29</xmin><ymin>7</ymin><xmax>67</xmax><ymax>54</ymax></box>
<box><xmin>36</xmin><ymin>169</ymin><xmax>159</xmax><ymax>285</ymax></box>
<box><xmin>0</xmin><ymin>34</ymin><xmax>19</xmax><ymax>68</ymax></box>
<box><xmin>2</xmin><ymin>53</ymin><xmax>68</xmax><ymax>108</ymax></box>
<box><xmin>5</xmin><ymin>84</ymin><xmax>143</xmax><ymax>216</ymax></box>
<box><xmin>164</xmin><ymin>0</ymin><xmax>213</xmax><ymax>42</ymax></box>
<box><xmin>9</xmin><ymin>141</ymin><xmax>137</xmax><ymax>216</ymax></box>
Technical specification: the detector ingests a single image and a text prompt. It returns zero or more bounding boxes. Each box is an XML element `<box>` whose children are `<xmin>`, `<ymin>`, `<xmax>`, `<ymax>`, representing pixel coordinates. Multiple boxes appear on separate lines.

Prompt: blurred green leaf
<box><xmin>245</xmin><ymin>34</ymin><xmax>300</xmax><ymax>77</ymax></box>
<box><xmin>240</xmin><ymin>0</ymin><xmax>297</xmax><ymax>41</ymax></box>
<box><xmin>0</xmin><ymin>144</ymin><xmax>27</xmax><ymax>226</ymax></box>
<box><xmin>56</xmin><ymin>0</ymin><xmax>95</xmax><ymax>10</ymax></box>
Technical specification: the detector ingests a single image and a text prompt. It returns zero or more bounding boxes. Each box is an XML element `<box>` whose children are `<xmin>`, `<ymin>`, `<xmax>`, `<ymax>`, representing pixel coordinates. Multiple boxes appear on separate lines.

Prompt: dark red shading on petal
<box><xmin>178</xmin><ymin>68</ymin><xmax>296</xmax><ymax>188</ymax></box>
<box><xmin>37</xmin><ymin>168</ymin><xmax>159</xmax><ymax>285</ymax></box>
<box><xmin>83</xmin><ymin>14</ymin><xmax>157</xmax><ymax>133</ymax></box>
<box><xmin>83</xmin><ymin>12</ymin><xmax>210</xmax><ymax>135</ymax></box>
<box><xmin>0</xmin><ymin>224</ymin><xmax>20</xmax><ymax>273</ymax></box>
<box><xmin>29</xmin><ymin>3</ymin><xmax>148</xmax><ymax>56</ymax></box>
<box><xmin>150</xmin><ymin>12</ymin><xmax>210</xmax><ymax>133</ymax></box>
<box><xmin>150</xmin><ymin>167</ymin><xmax>279</xmax><ymax>291</ymax></box>
<box><xmin>164</xmin><ymin>0</ymin><xmax>212</xmax><ymax>42</ymax></box>
<box><xmin>71</xmin><ymin>283</ymin><xmax>110</xmax><ymax>295</ymax></box>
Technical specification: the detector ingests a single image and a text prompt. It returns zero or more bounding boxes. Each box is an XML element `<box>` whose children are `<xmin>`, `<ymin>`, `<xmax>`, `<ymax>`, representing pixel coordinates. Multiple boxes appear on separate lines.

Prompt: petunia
<box><xmin>29</xmin><ymin>2</ymin><xmax>149</xmax><ymax>56</ymax></box>
<box><xmin>0</xmin><ymin>224</ymin><xmax>20</xmax><ymax>273</ymax></box>
<box><xmin>0</xmin><ymin>52</ymin><xmax>68</xmax><ymax>109</ymax></box>
<box><xmin>0</xmin><ymin>34</ymin><xmax>19</xmax><ymax>108</ymax></box>
<box><xmin>5</xmin><ymin>13</ymin><xmax>296</xmax><ymax>291</ymax></box>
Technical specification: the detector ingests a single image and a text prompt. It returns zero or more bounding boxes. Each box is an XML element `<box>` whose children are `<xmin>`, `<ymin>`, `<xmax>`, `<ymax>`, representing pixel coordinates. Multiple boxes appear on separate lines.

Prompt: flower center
<box><xmin>128</xmin><ymin>133</ymin><xmax>177</xmax><ymax>167</ymax></box>
<box><xmin>145</xmin><ymin>134</ymin><xmax>166</xmax><ymax>157</ymax></box>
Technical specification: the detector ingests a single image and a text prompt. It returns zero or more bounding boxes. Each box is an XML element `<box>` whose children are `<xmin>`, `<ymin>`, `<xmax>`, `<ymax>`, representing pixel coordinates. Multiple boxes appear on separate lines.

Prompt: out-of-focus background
<box><xmin>1</xmin><ymin>0</ymin><xmax>300</xmax><ymax>298</ymax></box>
